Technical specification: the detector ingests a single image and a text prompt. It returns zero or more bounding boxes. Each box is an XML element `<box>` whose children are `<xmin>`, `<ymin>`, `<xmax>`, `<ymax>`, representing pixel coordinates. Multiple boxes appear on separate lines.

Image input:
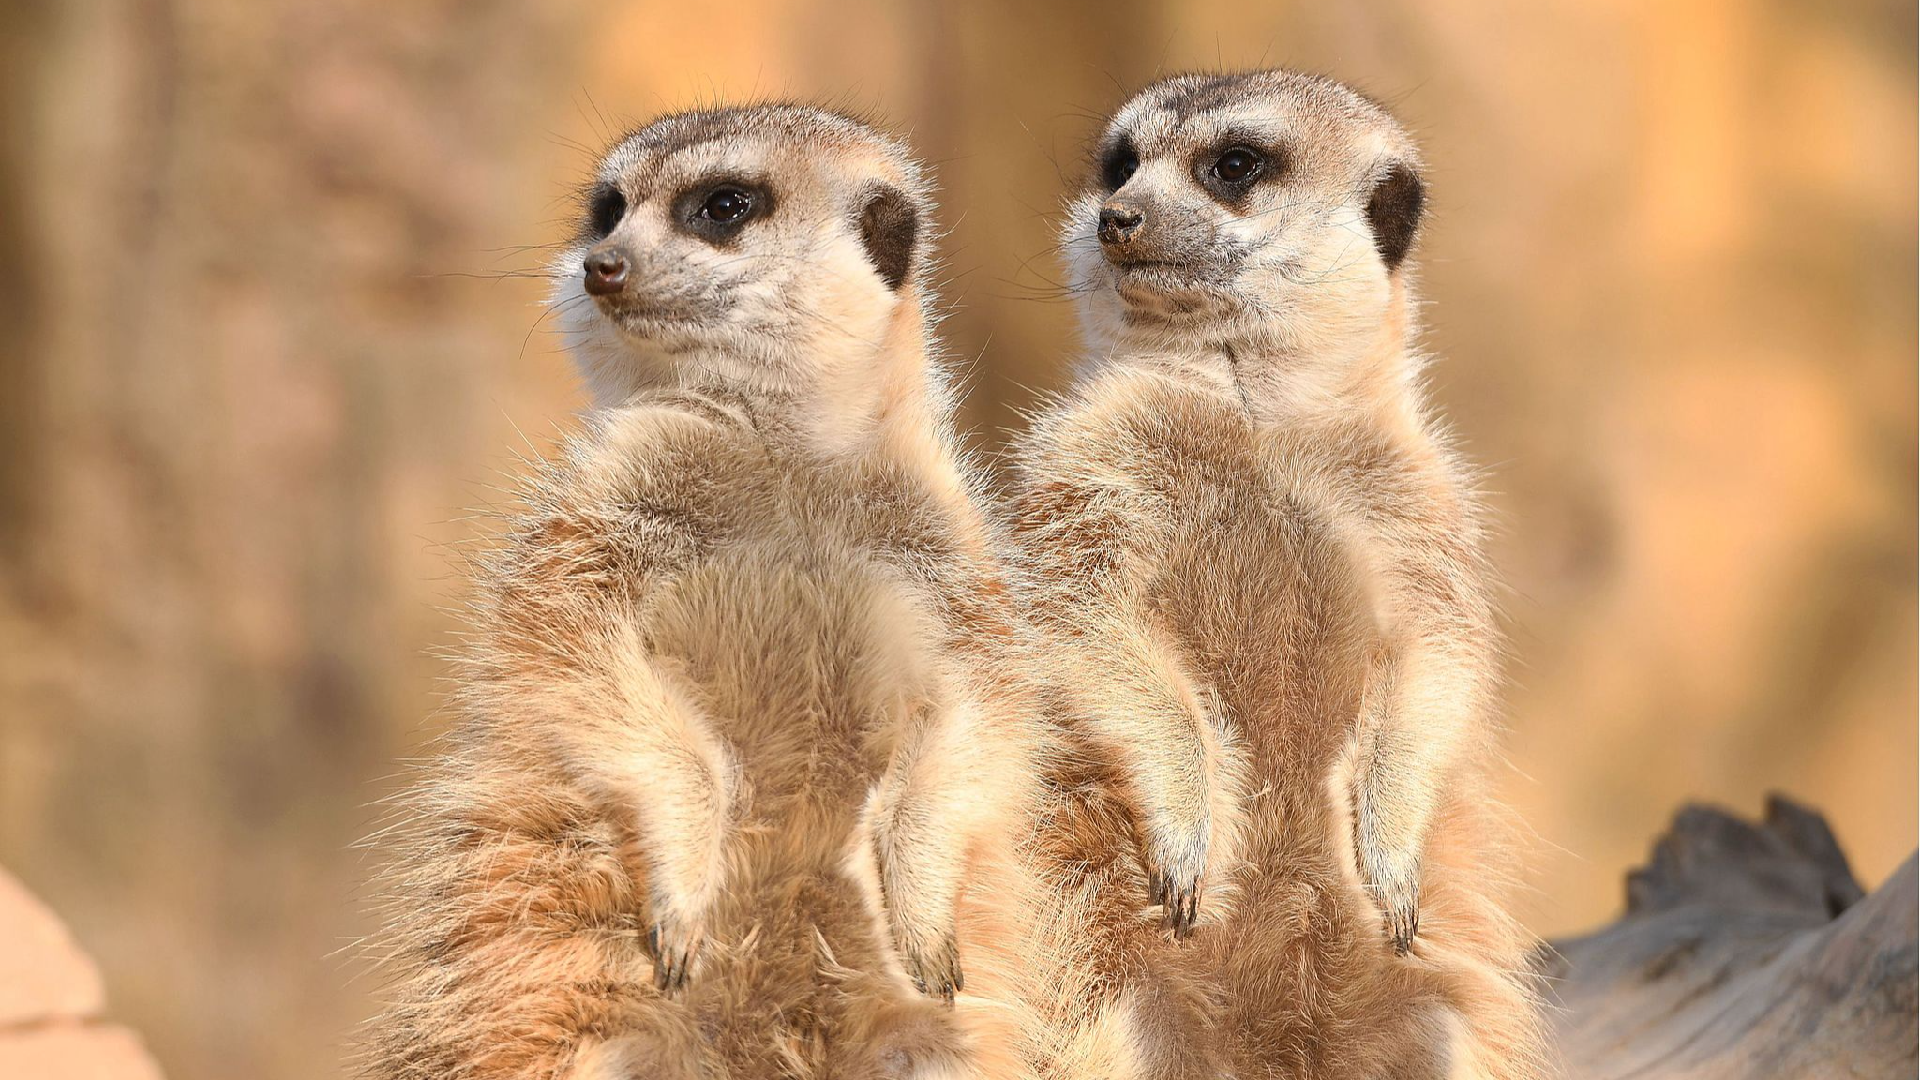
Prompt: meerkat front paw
<box><xmin>645</xmin><ymin>911</ymin><xmax>704</xmax><ymax>993</ymax></box>
<box><xmin>1359</xmin><ymin>843</ymin><xmax>1421</xmax><ymax>954</ymax></box>
<box><xmin>1141</xmin><ymin>816</ymin><xmax>1209</xmax><ymax>938</ymax></box>
<box><xmin>895</xmin><ymin>922</ymin><xmax>964</xmax><ymax>1004</ymax></box>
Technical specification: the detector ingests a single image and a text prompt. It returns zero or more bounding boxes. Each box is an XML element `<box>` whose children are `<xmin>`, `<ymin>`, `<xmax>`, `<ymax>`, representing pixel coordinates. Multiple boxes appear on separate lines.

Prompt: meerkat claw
<box><xmin>1360</xmin><ymin>844</ymin><xmax>1422</xmax><ymax>955</ymax></box>
<box><xmin>646</xmin><ymin>919</ymin><xmax>702</xmax><ymax>994</ymax></box>
<box><xmin>1386</xmin><ymin>902</ymin><xmax>1420</xmax><ymax>955</ymax></box>
<box><xmin>1142</xmin><ymin>823</ymin><xmax>1208</xmax><ymax>938</ymax></box>
<box><xmin>1148</xmin><ymin>869</ymin><xmax>1202</xmax><ymax>938</ymax></box>
<box><xmin>902</xmin><ymin>932</ymin><xmax>963</xmax><ymax>1005</ymax></box>
<box><xmin>1171</xmin><ymin>876</ymin><xmax>1202</xmax><ymax>938</ymax></box>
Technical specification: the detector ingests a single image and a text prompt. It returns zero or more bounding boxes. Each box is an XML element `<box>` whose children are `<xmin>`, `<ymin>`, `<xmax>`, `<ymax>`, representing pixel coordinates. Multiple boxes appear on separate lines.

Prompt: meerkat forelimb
<box><xmin>1062</xmin><ymin>589</ymin><xmax>1224</xmax><ymax>935</ymax></box>
<box><xmin>866</xmin><ymin>696</ymin><xmax>984</xmax><ymax>1001</ymax></box>
<box><xmin>535</xmin><ymin>620</ymin><xmax>738</xmax><ymax>989</ymax></box>
<box><xmin>1336</xmin><ymin>469</ymin><xmax>1498</xmax><ymax>951</ymax></box>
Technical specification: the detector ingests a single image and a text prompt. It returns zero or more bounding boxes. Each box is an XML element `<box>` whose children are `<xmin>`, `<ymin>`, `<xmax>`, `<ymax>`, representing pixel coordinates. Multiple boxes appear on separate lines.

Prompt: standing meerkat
<box><xmin>1009</xmin><ymin>72</ymin><xmax>1548</xmax><ymax>1077</ymax></box>
<box><xmin>365</xmin><ymin>105</ymin><xmax>1048</xmax><ymax>1080</ymax></box>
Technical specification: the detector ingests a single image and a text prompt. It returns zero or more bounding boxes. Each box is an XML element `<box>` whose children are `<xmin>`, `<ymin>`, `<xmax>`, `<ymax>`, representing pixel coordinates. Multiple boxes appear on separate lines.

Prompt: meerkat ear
<box><xmin>858</xmin><ymin>184</ymin><xmax>920</xmax><ymax>292</ymax></box>
<box><xmin>1365</xmin><ymin>162</ymin><xmax>1425</xmax><ymax>272</ymax></box>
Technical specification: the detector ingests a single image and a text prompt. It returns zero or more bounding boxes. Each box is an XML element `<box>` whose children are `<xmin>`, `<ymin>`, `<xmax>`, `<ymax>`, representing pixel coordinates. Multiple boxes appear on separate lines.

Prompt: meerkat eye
<box><xmin>699</xmin><ymin>186</ymin><xmax>754</xmax><ymax>224</ymax></box>
<box><xmin>587</xmin><ymin>184</ymin><xmax>627</xmax><ymax>240</ymax></box>
<box><xmin>1101</xmin><ymin>140</ymin><xmax>1140</xmax><ymax>191</ymax></box>
<box><xmin>1211</xmin><ymin>147</ymin><xmax>1264</xmax><ymax>184</ymax></box>
<box><xmin>675</xmin><ymin>181</ymin><xmax>770</xmax><ymax>242</ymax></box>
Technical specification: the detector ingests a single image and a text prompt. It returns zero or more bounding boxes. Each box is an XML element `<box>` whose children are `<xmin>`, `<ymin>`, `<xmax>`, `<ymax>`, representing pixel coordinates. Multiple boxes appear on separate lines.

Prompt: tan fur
<box><xmin>1008</xmin><ymin>72</ymin><xmax>1550</xmax><ymax>1078</ymax></box>
<box><xmin>362</xmin><ymin>106</ymin><xmax>1056</xmax><ymax>1080</ymax></box>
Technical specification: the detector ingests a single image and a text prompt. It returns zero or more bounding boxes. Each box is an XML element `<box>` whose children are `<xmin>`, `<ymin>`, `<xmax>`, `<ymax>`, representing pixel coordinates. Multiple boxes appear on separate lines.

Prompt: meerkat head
<box><xmin>553</xmin><ymin>105</ymin><xmax>934</xmax><ymax>409</ymax></box>
<box><xmin>1064</xmin><ymin>71</ymin><xmax>1426</xmax><ymax>375</ymax></box>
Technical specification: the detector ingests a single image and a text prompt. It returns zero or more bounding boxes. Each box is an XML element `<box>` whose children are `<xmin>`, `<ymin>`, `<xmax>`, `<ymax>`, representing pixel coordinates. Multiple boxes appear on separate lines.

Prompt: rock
<box><xmin>0</xmin><ymin>867</ymin><xmax>105</xmax><ymax>1026</ymax></box>
<box><xmin>0</xmin><ymin>1026</ymin><xmax>167</xmax><ymax>1080</ymax></box>
<box><xmin>0</xmin><ymin>866</ymin><xmax>165</xmax><ymax>1080</ymax></box>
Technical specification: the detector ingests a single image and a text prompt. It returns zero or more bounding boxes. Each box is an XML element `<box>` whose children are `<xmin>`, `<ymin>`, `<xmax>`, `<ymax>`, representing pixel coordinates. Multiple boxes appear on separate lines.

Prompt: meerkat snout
<box><xmin>581</xmin><ymin>247</ymin><xmax>629</xmax><ymax>296</ymax></box>
<box><xmin>1096</xmin><ymin>202</ymin><xmax>1144</xmax><ymax>247</ymax></box>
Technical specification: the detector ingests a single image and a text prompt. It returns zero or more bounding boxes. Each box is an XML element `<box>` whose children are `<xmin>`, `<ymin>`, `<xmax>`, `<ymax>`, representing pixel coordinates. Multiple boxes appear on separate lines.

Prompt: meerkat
<box><xmin>363</xmin><ymin>105</ymin><xmax>1052</xmax><ymax>1080</ymax></box>
<box><xmin>1008</xmin><ymin>71</ymin><xmax>1548</xmax><ymax>1077</ymax></box>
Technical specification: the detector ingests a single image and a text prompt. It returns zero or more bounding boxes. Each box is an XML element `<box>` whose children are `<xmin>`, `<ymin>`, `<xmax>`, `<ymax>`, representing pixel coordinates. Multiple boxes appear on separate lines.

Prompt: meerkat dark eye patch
<box><xmin>586</xmin><ymin>183</ymin><xmax>627</xmax><ymax>240</ymax></box>
<box><xmin>1101</xmin><ymin>137</ymin><xmax>1141</xmax><ymax>192</ymax></box>
<box><xmin>858</xmin><ymin>184</ymin><xmax>919</xmax><ymax>291</ymax></box>
<box><xmin>673</xmin><ymin>179</ymin><xmax>771</xmax><ymax>244</ymax></box>
<box><xmin>1366</xmin><ymin>163</ymin><xmax>1425</xmax><ymax>271</ymax></box>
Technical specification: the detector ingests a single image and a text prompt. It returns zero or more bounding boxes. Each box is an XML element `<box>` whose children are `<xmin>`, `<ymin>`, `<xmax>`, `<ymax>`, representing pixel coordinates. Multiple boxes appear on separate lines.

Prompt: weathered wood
<box><xmin>1543</xmin><ymin>795</ymin><xmax>1918</xmax><ymax>1079</ymax></box>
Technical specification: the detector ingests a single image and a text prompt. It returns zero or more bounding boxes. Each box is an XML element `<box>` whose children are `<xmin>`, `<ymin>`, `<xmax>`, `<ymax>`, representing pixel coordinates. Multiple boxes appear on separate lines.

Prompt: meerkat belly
<box><xmin>1155</xmin><ymin>475</ymin><xmax>1374</xmax><ymax>778</ymax></box>
<box><xmin>637</xmin><ymin>537</ymin><xmax>942</xmax><ymax>822</ymax></box>
<box><xmin>1149</xmin><ymin>477</ymin><xmax>1449</xmax><ymax>1074</ymax></box>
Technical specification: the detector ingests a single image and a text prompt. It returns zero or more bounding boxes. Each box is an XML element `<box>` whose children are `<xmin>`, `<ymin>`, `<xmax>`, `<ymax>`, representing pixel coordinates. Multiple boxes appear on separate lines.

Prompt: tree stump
<box><xmin>1543</xmin><ymin>795</ymin><xmax>1918</xmax><ymax>1079</ymax></box>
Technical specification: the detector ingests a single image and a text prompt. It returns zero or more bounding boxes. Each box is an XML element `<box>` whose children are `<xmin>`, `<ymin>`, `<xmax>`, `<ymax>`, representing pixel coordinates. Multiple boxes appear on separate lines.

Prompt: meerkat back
<box><xmin>1010</xmin><ymin>72</ymin><xmax>1549</xmax><ymax>1079</ymax></box>
<box><xmin>363</xmin><ymin>105</ymin><xmax>1054</xmax><ymax>1080</ymax></box>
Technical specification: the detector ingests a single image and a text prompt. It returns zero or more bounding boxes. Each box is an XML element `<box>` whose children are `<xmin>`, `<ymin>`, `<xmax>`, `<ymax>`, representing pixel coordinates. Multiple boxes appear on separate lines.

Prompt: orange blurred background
<box><xmin>0</xmin><ymin>2</ymin><xmax>1913</xmax><ymax>1078</ymax></box>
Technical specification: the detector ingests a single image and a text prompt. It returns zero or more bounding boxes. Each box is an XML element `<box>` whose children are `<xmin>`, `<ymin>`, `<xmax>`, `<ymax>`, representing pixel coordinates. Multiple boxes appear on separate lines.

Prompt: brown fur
<box><xmin>1007</xmin><ymin>72</ymin><xmax>1551</xmax><ymax>1078</ymax></box>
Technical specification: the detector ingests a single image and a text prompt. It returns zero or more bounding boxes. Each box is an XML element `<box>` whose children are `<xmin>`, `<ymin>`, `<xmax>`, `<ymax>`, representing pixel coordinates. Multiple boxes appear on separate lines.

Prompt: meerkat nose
<box><xmin>583</xmin><ymin>248</ymin><xmax>630</xmax><ymax>296</ymax></box>
<box><xmin>1098</xmin><ymin>203</ymin><xmax>1146</xmax><ymax>247</ymax></box>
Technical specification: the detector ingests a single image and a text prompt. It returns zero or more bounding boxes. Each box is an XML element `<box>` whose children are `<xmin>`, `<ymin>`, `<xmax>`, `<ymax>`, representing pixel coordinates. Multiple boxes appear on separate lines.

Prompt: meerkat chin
<box><xmin>1009</xmin><ymin>71</ymin><xmax>1550</xmax><ymax>1079</ymax></box>
<box><xmin>365</xmin><ymin>104</ymin><xmax>1055</xmax><ymax>1080</ymax></box>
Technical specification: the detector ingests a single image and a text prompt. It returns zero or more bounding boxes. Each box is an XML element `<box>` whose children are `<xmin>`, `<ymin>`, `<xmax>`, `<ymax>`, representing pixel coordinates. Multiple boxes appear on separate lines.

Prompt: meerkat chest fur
<box><xmin>557</xmin><ymin>396</ymin><xmax>988</xmax><ymax>796</ymax></box>
<box><xmin>1026</xmin><ymin>363</ymin><xmax>1389</xmax><ymax>763</ymax></box>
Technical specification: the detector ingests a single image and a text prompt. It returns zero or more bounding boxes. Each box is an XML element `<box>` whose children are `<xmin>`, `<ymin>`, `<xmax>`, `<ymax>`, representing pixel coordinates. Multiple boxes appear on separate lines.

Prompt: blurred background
<box><xmin>0</xmin><ymin>1</ymin><xmax>1912</xmax><ymax>1078</ymax></box>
